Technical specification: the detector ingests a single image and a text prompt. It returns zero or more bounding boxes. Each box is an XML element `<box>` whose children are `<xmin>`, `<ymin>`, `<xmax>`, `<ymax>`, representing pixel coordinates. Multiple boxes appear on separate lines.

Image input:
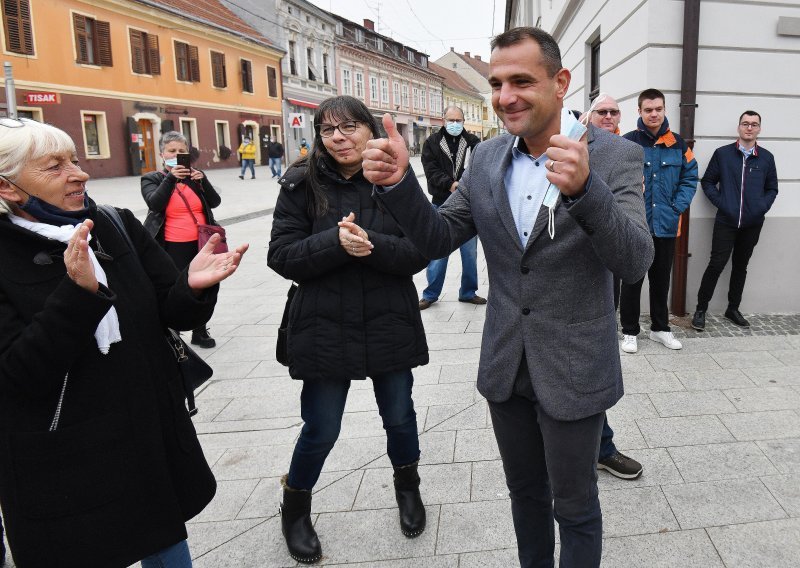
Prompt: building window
<box><xmin>174</xmin><ymin>40</ymin><xmax>200</xmax><ymax>82</ymax></box>
<box><xmin>241</xmin><ymin>58</ymin><xmax>253</xmax><ymax>93</ymax></box>
<box><xmin>412</xmin><ymin>87</ymin><xmax>419</xmax><ymax>110</ymax></box>
<box><xmin>376</xmin><ymin>38</ymin><xmax>383</xmax><ymax>51</ymax></box>
<box><xmin>81</xmin><ymin>111</ymin><xmax>109</xmax><ymax>158</ymax></box>
<box><xmin>342</xmin><ymin>68</ymin><xmax>352</xmax><ymax>95</ymax></box>
<box><xmin>209</xmin><ymin>51</ymin><xmax>226</xmax><ymax>88</ymax></box>
<box><xmin>355</xmin><ymin>71</ymin><xmax>364</xmax><ymax>99</ymax></box>
<box><xmin>73</xmin><ymin>13</ymin><xmax>112</xmax><ymax>66</ymax></box>
<box><xmin>129</xmin><ymin>29</ymin><xmax>160</xmax><ymax>75</ymax></box>
<box><xmin>180</xmin><ymin>117</ymin><xmax>197</xmax><ymax>148</ymax></box>
<box><xmin>288</xmin><ymin>40</ymin><xmax>297</xmax><ymax>75</ymax></box>
<box><xmin>401</xmin><ymin>84</ymin><xmax>409</xmax><ymax>109</ymax></box>
<box><xmin>3</xmin><ymin>0</ymin><xmax>34</xmax><ymax>55</ymax></box>
<box><xmin>407</xmin><ymin>51</ymin><xmax>414</xmax><ymax>64</ymax></box>
<box><xmin>267</xmin><ymin>65</ymin><xmax>278</xmax><ymax>97</ymax></box>
<box><xmin>393</xmin><ymin>81</ymin><xmax>400</xmax><ymax>106</ymax></box>
<box><xmin>420</xmin><ymin>88</ymin><xmax>426</xmax><ymax>111</ymax></box>
<box><xmin>420</xmin><ymin>55</ymin><xmax>427</xmax><ymax>67</ymax></box>
<box><xmin>322</xmin><ymin>53</ymin><xmax>329</xmax><ymax>84</ymax></box>
<box><xmin>369</xmin><ymin>76</ymin><xmax>378</xmax><ymax>103</ymax></box>
<box><xmin>589</xmin><ymin>38</ymin><xmax>600</xmax><ymax>101</ymax></box>
<box><xmin>306</xmin><ymin>47</ymin><xmax>315</xmax><ymax>81</ymax></box>
<box><xmin>215</xmin><ymin>120</ymin><xmax>230</xmax><ymax>155</ymax></box>
<box><xmin>381</xmin><ymin>78</ymin><xmax>389</xmax><ymax>104</ymax></box>
<box><xmin>355</xmin><ymin>28</ymin><xmax>364</xmax><ymax>43</ymax></box>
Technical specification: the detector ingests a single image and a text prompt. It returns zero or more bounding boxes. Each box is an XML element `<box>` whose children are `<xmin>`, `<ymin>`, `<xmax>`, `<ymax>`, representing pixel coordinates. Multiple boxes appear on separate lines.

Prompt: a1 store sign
<box><xmin>288</xmin><ymin>113</ymin><xmax>306</xmax><ymax>128</ymax></box>
<box><xmin>25</xmin><ymin>92</ymin><xmax>60</xmax><ymax>104</ymax></box>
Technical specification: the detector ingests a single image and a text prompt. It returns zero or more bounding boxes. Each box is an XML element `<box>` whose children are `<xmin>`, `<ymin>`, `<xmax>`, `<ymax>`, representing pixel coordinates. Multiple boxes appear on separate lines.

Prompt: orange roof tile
<box><xmin>429</xmin><ymin>62</ymin><xmax>482</xmax><ymax>98</ymax></box>
<box><xmin>456</xmin><ymin>52</ymin><xmax>490</xmax><ymax>78</ymax></box>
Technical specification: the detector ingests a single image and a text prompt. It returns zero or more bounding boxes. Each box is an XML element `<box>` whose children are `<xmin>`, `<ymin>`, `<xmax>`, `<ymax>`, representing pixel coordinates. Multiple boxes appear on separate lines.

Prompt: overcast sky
<box><xmin>308</xmin><ymin>0</ymin><xmax>501</xmax><ymax>61</ymax></box>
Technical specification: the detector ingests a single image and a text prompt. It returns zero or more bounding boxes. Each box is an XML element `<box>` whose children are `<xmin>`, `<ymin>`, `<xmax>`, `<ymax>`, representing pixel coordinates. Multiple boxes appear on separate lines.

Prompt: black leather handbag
<box><xmin>276</xmin><ymin>283</ymin><xmax>298</xmax><ymax>366</ymax></box>
<box><xmin>164</xmin><ymin>328</ymin><xmax>213</xmax><ymax>416</ymax></box>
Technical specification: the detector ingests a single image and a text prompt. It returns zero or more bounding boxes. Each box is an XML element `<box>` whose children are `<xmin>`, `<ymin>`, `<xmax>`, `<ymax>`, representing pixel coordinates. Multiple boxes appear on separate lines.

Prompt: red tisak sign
<box><xmin>25</xmin><ymin>92</ymin><xmax>60</xmax><ymax>104</ymax></box>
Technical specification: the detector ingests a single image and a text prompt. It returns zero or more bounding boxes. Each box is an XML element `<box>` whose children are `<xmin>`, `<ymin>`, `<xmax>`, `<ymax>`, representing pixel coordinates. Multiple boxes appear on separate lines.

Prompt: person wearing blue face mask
<box><xmin>419</xmin><ymin>106</ymin><xmax>484</xmax><ymax>309</ymax></box>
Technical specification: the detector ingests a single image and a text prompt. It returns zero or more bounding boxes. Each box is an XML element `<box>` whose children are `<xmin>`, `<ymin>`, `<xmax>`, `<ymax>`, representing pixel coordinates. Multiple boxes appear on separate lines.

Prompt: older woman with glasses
<box><xmin>0</xmin><ymin>118</ymin><xmax>247</xmax><ymax>567</ymax></box>
<box><xmin>268</xmin><ymin>95</ymin><xmax>429</xmax><ymax>564</ymax></box>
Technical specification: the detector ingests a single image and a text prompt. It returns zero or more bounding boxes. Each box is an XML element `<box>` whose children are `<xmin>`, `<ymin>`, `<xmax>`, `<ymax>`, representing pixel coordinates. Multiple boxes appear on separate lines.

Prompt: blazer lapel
<box><xmin>491</xmin><ymin>138</ymin><xmax>525</xmax><ymax>252</ymax></box>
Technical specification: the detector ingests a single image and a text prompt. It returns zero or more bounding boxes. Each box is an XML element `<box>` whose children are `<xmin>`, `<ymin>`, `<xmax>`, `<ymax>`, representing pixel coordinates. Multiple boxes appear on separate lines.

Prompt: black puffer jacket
<box><xmin>268</xmin><ymin>158</ymin><xmax>429</xmax><ymax>381</ymax></box>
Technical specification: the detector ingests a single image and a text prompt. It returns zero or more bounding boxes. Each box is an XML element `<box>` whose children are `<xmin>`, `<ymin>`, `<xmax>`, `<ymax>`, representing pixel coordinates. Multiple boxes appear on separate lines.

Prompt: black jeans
<box><xmin>619</xmin><ymin>236</ymin><xmax>675</xmax><ymax>335</ymax></box>
<box><xmin>489</xmin><ymin>383</ymin><xmax>604</xmax><ymax>567</ymax></box>
<box><xmin>696</xmin><ymin>220</ymin><xmax>763</xmax><ymax>311</ymax></box>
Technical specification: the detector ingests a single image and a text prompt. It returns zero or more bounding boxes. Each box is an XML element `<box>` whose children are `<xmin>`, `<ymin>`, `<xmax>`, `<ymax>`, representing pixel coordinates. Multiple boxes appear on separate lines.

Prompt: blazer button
<box><xmin>521</xmin><ymin>266</ymin><xmax>530</xmax><ymax>274</ymax></box>
<box><xmin>522</xmin><ymin>308</ymin><xmax>531</xmax><ymax>315</ymax></box>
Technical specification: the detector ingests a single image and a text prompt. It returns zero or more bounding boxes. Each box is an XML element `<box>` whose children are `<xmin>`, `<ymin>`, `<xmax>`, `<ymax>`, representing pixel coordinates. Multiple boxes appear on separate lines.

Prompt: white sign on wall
<box><xmin>288</xmin><ymin>113</ymin><xmax>306</xmax><ymax>128</ymax></box>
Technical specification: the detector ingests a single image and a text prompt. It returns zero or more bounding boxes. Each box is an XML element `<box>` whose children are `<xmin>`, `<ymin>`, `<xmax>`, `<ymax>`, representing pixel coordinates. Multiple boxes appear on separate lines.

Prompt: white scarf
<box><xmin>9</xmin><ymin>214</ymin><xmax>121</xmax><ymax>354</ymax></box>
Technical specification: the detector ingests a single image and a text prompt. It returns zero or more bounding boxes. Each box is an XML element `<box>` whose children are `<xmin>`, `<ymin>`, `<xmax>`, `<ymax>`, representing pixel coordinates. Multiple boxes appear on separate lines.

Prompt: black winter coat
<box><xmin>267</xmin><ymin>158</ymin><xmax>429</xmax><ymax>381</ymax></box>
<box><xmin>141</xmin><ymin>170</ymin><xmax>221</xmax><ymax>242</ymax></box>
<box><xmin>0</xmin><ymin>204</ymin><xmax>217</xmax><ymax>567</ymax></box>
<box><xmin>421</xmin><ymin>127</ymin><xmax>480</xmax><ymax>205</ymax></box>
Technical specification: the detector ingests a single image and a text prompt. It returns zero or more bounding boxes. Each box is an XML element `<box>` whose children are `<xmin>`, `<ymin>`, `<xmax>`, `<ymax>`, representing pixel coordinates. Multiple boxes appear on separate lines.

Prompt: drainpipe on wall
<box><xmin>4</xmin><ymin>62</ymin><xmax>17</xmax><ymax>119</ymax></box>
<box><xmin>672</xmin><ymin>0</ymin><xmax>701</xmax><ymax>317</ymax></box>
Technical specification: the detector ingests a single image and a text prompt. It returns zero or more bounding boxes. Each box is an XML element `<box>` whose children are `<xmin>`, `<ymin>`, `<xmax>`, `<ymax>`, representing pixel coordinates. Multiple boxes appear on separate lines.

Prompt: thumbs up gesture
<box><xmin>362</xmin><ymin>113</ymin><xmax>409</xmax><ymax>187</ymax></box>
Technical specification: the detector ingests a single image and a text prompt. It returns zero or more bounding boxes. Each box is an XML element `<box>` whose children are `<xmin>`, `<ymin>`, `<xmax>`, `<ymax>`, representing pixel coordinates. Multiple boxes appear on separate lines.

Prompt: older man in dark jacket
<box><xmin>419</xmin><ymin>106</ymin><xmax>484</xmax><ymax>309</ymax></box>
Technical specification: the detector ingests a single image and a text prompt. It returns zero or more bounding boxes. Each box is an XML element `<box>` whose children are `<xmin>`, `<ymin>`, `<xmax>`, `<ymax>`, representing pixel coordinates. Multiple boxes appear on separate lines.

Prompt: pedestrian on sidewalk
<box><xmin>267</xmin><ymin>136</ymin><xmax>285</xmax><ymax>178</ymax></box>
<box><xmin>362</xmin><ymin>27</ymin><xmax>653</xmax><ymax>567</ymax></box>
<box><xmin>268</xmin><ymin>95</ymin><xmax>429</xmax><ymax>564</ymax></box>
<box><xmin>691</xmin><ymin>111</ymin><xmax>778</xmax><ymax>331</ymax></box>
<box><xmin>0</xmin><ymin>117</ymin><xmax>249</xmax><ymax>568</ymax></box>
<box><xmin>237</xmin><ymin>136</ymin><xmax>257</xmax><ymax>179</ymax></box>
<box><xmin>141</xmin><ymin>131</ymin><xmax>222</xmax><ymax>348</ymax></box>
<box><xmin>418</xmin><ymin>105</ymin><xmax>486</xmax><ymax>310</ymax></box>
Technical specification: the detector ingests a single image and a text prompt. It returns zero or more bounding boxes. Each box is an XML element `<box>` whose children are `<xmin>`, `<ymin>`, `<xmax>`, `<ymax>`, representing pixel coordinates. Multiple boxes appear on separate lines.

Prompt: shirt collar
<box><xmin>511</xmin><ymin>137</ymin><xmax>547</xmax><ymax>161</ymax></box>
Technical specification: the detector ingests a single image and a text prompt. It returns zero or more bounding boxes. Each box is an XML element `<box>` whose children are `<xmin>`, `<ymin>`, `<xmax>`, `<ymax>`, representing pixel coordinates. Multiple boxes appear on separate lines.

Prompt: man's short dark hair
<box><xmin>739</xmin><ymin>110</ymin><xmax>761</xmax><ymax>124</ymax></box>
<box><xmin>637</xmin><ymin>88</ymin><xmax>665</xmax><ymax>108</ymax></box>
<box><xmin>490</xmin><ymin>27</ymin><xmax>562</xmax><ymax>77</ymax></box>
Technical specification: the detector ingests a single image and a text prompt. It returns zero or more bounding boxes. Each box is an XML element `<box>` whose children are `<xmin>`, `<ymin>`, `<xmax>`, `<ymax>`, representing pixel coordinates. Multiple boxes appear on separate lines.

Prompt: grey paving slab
<box><xmin>201</xmin><ymin>376</ymin><xmax>301</xmax><ymax>399</ymax></box>
<box><xmin>617</xmin><ymin>371</ymin><xmax>685</xmax><ymax>394</ymax></box>
<box><xmin>662</xmin><ymin>478</ymin><xmax>787</xmax><ymax>529</ymax></box>
<box><xmin>769</xmin><ymin>349</ymin><xmax>800</xmax><ymax>366</ymax></box>
<box><xmin>438</xmin><ymin>362</ymin><xmax>480</xmax><ymax>383</ymax></box>
<box><xmin>720</xmin><ymin>410</ymin><xmax>800</xmax><ymax>441</ymax></box>
<box><xmin>667</xmin><ymin>442</ymin><xmax>779</xmax><ymax>482</ymax></box>
<box><xmin>411</xmin><ymin>382</ymin><xmax>476</xmax><ymax>406</ymax></box>
<box><xmin>761</xmin><ymin>474</ymin><xmax>800</xmax><ymax>517</ymax></box>
<box><xmin>458</xmin><ymin>548</ymin><xmax>520</xmax><ymax>567</ymax></box>
<box><xmin>648</xmin><ymin>389</ymin><xmax>738</xmax><ymax>417</ymax></box>
<box><xmin>321</xmin><ymin>557</ymin><xmax>459</xmax><ymax>567</ymax></box>
<box><xmin>428</xmin><ymin>401</ymin><xmax>488</xmax><ymax>431</ymax></box>
<box><xmin>423</xmin><ymin>403</ymin><xmax>471</xmax><ymax>431</ymax></box>
<box><xmin>600</xmin><ymin>529</ymin><xmax>724</xmax><ymax>567</ymax></box>
<box><xmin>471</xmin><ymin>460</ymin><xmax>508</xmax><ymax>502</ymax></box>
<box><xmin>605</xmin><ymin>393</ymin><xmax>659</xmax><ymax>420</ymax></box>
<box><xmin>191</xmin><ymin>397</ymin><xmax>233</xmax><ymax>423</ymax></box>
<box><xmin>194</xmin><ymin>416</ymin><xmax>303</xmax><ymax>435</ymax></box>
<box><xmin>353</xmin><ymin>463</ymin><xmax>471</xmax><ymax>510</ymax></box>
<box><xmin>742</xmin><ymin>365</ymin><xmax>800</xmax><ymax>386</ymax></box>
<box><xmin>757</xmin><ymin>438</ymin><xmax>800</xmax><ymax>474</ymax></box>
<box><xmin>674</xmin><ymin>368</ymin><xmax>756</xmax><ymax>391</ymax></box>
<box><xmin>198</xmin><ymin>427</ymin><xmax>299</xmax><ymax>450</ymax></box>
<box><xmin>601</xmin><ymin>418</ymin><xmax>648</xmax><ymax>451</ymax></box>
<box><xmin>645</xmin><ymin>353</ymin><xmax>722</xmax><ymax>372</ymax></box>
<box><xmin>190</xmin><ymin>479</ymin><xmax>260</xmax><ymax>523</ymax></box>
<box><xmin>707</xmin><ymin>517</ymin><xmax>800</xmax><ymax>568</ymax></box>
<box><xmin>190</xmin><ymin>517</ymin><xmax>296</xmax><ymax>568</ymax></box>
<box><xmin>200</xmin><ymin>360</ymin><xmax>261</xmax><ymax>381</ymax></box>
<box><xmin>214</xmin><ymin>394</ymin><xmax>302</xmax><ymax>421</ymax></box>
<box><xmin>312</xmin><ymin>471</ymin><xmax>365</xmax><ymax>514</ymax></box>
<box><xmin>619</xmin><ymin>353</ymin><xmax>657</xmax><ymax>374</ymax></box>
<box><xmin>320</xmin><ymin>436</ymin><xmax>388</xmax><ymax>472</ymax></box>
<box><xmin>369</xmin><ymin>430</ymin><xmax>457</xmax><ymax>468</ymax></box>
<box><xmin>428</xmin><ymin>347</ymin><xmax>481</xmax><ymax>365</ymax></box>
<box><xmin>453</xmin><ymin>428</ymin><xmax>500</xmax><ymax>462</ymax></box>
<box><xmin>421</xmin><ymin>321</ymin><xmax>470</xmax><ymax>334</ymax></box>
<box><xmin>637</xmin><ymin>415</ymin><xmax>735</xmax><ymax>448</ymax></box>
<box><xmin>426</xmin><ymin>332</ymin><xmax>484</xmax><ymax>351</ymax></box>
<box><xmin>437</xmin><ymin>500</ymin><xmax>517</xmax><ymax>555</ymax></box>
<box><xmin>236</xmin><ymin>476</ymin><xmax>281</xmax><ymax>519</ymax></box>
<box><xmin>597</xmin><ymin>448</ymin><xmax>683</xmax><ymax>489</ymax></box>
<box><xmin>709</xmin><ymin>350</ymin><xmax>784</xmax><ymax>369</ymax></box>
<box><xmin>186</xmin><ymin>518</ymin><xmax>268</xmax><ymax>561</ymax></box>
<box><xmin>246</xmin><ymin>359</ymin><xmax>295</xmax><ymax>378</ymax></box>
<box><xmin>723</xmin><ymin>386</ymin><xmax>800</xmax><ymax>412</ymax></box>
<box><xmin>599</xmin><ymin>486</ymin><xmax>679</xmax><ymax>537</ymax></box>
<box><xmin>212</xmin><ymin>443</ymin><xmax>295</xmax><ymax>480</ymax></box>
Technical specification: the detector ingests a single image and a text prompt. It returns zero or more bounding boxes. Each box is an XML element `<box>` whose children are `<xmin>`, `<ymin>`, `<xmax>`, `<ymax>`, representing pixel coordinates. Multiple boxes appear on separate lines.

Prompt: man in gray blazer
<box><xmin>358</xmin><ymin>27</ymin><xmax>653</xmax><ymax>567</ymax></box>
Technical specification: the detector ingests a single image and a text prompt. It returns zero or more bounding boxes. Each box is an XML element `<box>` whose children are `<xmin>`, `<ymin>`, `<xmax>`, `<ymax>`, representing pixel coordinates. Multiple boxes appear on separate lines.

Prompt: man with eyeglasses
<box><xmin>584</xmin><ymin>93</ymin><xmax>622</xmax><ymax>135</ymax></box>
<box><xmin>619</xmin><ymin>88</ymin><xmax>698</xmax><ymax>354</ymax></box>
<box><xmin>691</xmin><ymin>111</ymin><xmax>778</xmax><ymax>330</ymax></box>
<box><xmin>418</xmin><ymin>105</ymin><xmax>484</xmax><ymax>309</ymax></box>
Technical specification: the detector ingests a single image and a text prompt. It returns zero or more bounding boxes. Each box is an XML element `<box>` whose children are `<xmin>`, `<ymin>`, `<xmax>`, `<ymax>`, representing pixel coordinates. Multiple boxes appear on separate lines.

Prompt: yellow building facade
<box><xmin>1</xmin><ymin>0</ymin><xmax>284</xmax><ymax>178</ymax></box>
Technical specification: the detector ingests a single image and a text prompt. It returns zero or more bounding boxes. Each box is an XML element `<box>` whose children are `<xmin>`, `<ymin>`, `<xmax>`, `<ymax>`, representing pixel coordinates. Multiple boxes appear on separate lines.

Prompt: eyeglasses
<box><xmin>0</xmin><ymin>117</ymin><xmax>27</xmax><ymax>128</ymax></box>
<box><xmin>594</xmin><ymin>109</ymin><xmax>620</xmax><ymax>117</ymax></box>
<box><xmin>446</xmin><ymin>119</ymin><xmax>464</xmax><ymax>124</ymax></box>
<box><xmin>318</xmin><ymin>121</ymin><xmax>361</xmax><ymax>138</ymax></box>
<box><xmin>740</xmin><ymin>122</ymin><xmax>760</xmax><ymax>129</ymax></box>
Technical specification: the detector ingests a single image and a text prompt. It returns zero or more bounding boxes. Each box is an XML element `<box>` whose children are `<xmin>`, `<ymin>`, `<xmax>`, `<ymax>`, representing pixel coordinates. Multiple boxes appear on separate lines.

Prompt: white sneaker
<box><xmin>621</xmin><ymin>335</ymin><xmax>638</xmax><ymax>353</ymax></box>
<box><xmin>650</xmin><ymin>330</ymin><xmax>682</xmax><ymax>350</ymax></box>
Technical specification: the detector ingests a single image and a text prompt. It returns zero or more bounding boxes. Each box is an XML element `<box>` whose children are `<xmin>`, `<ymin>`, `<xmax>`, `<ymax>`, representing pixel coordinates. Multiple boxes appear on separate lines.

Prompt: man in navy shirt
<box><xmin>691</xmin><ymin>111</ymin><xmax>778</xmax><ymax>330</ymax></box>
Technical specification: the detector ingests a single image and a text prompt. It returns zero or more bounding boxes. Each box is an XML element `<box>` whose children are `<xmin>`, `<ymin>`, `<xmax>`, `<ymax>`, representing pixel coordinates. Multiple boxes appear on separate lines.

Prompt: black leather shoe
<box><xmin>191</xmin><ymin>328</ymin><xmax>216</xmax><ymax>349</ymax></box>
<box><xmin>280</xmin><ymin>475</ymin><xmax>322</xmax><ymax>564</ymax></box>
<box><xmin>691</xmin><ymin>310</ymin><xmax>706</xmax><ymax>331</ymax></box>
<box><xmin>459</xmin><ymin>295</ymin><xmax>487</xmax><ymax>305</ymax></box>
<box><xmin>418</xmin><ymin>299</ymin><xmax>434</xmax><ymax>310</ymax></box>
<box><xmin>394</xmin><ymin>461</ymin><xmax>426</xmax><ymax>537</ymax></box>
<box><xmin>725</xmin><ymin>307</ymin><xmax>750</xmax><ymax>327</ymax></box>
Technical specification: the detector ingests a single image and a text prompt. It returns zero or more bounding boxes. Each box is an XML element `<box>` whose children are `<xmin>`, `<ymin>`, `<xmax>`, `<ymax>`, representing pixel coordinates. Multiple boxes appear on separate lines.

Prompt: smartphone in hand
<box><xmin>176</xmin><ymin>153</ymin><xmax>191</xmax><ymax>169</ymax></box>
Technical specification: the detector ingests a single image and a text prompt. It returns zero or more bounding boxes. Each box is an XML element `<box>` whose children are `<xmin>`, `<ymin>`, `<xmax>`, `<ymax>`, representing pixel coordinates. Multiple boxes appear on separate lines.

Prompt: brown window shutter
<box><xmin>241</xmin><ymin>59</ymin><xmax>253</xmax><ymax>93</ymax></box>
<box><xmin>212</xmin><ymin>52</ymin><xmax>226</xmax><ymax>88</ymax></box>
<box><xmin>95</xmin><ymin>20</ymin><xmax>112</xmax><ymax>66</ymax></box>
<box><xmin>188</xmin><ymin>44</ymin><xmax>200</xmax><ymax>82</ymax></box>
<box><xmin>129</xmin><ymin>29</ymin><xmax>145</xmax><ymax>73</ymax></box>
<box><xmin>73</xmin><ymin>13</ymin><xmax>89</xmax><ymax>64</ymax></box>
<box><xmin>3</xmin><ymin>0</ymin><xmax>34</xmax><ymax>55</ymax></box>
<box><xmin>267</xmin><ymin>66</ymin><xmax>277</xmax><ymax>97</ymax></box>
<box><xmin>147</xmin><ymin>33</ymin><xmax>160</xmax><ymax>75</ymax></box>
<box><xmin>175</xmin><ymin>42</ymin><xmax>187</xmax><ymax>81</ymax></box>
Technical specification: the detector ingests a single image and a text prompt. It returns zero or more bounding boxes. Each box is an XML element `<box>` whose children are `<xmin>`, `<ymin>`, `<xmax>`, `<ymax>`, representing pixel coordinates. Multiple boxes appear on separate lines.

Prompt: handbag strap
<box><xmin>49</xmin><ymin>373</ymin><xmax>69</xmax><ymax>431</ymax></box>
<box><xmin>173</xmin><ymin>184</ymin><xmax>201</xmax><ymax>226</ymax></box>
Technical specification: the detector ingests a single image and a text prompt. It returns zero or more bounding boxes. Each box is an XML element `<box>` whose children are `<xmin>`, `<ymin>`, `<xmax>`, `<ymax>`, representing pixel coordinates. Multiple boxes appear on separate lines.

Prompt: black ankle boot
<box><xmin>393</xmin><ymin>461</ymin><xmax>426</xmax><ymax>537</ymax></box>
<box><xmin>280</xmin><ymin>475</ymin><xmax>322</xmax><ymax>564</ymax></box>
<box><xmin>191</xmin><ymin>327</ymin><xmax>216</xmax><ymax>349</ymax></box>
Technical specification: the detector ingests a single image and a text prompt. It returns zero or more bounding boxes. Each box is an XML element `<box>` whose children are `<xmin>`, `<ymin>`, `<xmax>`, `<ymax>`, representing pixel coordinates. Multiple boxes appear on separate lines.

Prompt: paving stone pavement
<box><xmin>3</xmin><ymin>158</ymin><xmax>798</xmax><ymax>567</ymax></box>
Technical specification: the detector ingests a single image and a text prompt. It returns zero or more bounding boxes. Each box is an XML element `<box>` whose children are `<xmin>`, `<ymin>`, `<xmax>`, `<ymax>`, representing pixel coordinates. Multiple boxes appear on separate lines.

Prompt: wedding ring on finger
<box><xmin>547</xmin><ymin>160</ymin><xmax>557</xmax><ymax>173</ymax></box>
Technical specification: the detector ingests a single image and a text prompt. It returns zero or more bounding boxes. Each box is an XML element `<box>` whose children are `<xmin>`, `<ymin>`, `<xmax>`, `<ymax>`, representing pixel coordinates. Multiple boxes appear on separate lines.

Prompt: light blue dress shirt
<box><xmin>504</xmin><ymin>137</ymin><xmax>551</xmax><ymax>247</ymax></box>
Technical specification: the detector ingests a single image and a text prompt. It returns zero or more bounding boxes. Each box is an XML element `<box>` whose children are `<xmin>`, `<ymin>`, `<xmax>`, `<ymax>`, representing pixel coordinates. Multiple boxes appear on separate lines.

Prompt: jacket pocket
<box><xmin>11</xmin><ymin>412</ymin><xmax>134</xmax><ymax>519</ymax></box>
<box><xmin>566</xmin><ymin>311</ymin><xmax>619</xmax><ymax>394</ymax></box>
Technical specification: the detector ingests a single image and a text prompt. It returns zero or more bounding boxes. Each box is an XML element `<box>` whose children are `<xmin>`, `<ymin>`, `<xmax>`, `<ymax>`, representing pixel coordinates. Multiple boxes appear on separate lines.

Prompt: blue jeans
<box><xmin>240</xmin><ymin>159</ymin><xmax>255</xmax><ymax>178</ymax></box>
<box><xmin>269</xmin><ymin>157</ymin><xmax>282</xmax><ymax>177</ymax></box>
<box><xmin>287</xmin><ymin>370</ymin><xmax>420</xmax><ymax>490</ymax></box>
<box><xmin>422</xmin><ymin>206</ymin><xmax>479</xmax><ymax>302</ymax></box>
<box><xmin>598</xmin><ymin>415</ymin><xmax>616</xmax><ymax>461</ymax></box>
<box><xmin>140</xmin><ymin>539</ymin><xmax>192</xmax><ymax>568</ymax></box>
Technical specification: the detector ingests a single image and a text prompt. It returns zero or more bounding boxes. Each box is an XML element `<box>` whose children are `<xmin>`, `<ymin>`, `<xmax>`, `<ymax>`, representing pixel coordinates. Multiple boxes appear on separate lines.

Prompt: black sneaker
<box><xmin>691</xmin><ymin>310</ymin><xmax>706</xmax><ymax>331</ymax></box>
<box><xmin>725</xmin><ymin>307</ymin><xmax>750</xmax><ymax>327</ymax></box>
<box><xmin>191</xmin><ymin>328</ymin><xmax>216</xmax><ymax>349</ymax></box>
<box><xmin>597</xmin><ymin>451</ymin><xmax>643</xmax><ymax>479</ymax></box>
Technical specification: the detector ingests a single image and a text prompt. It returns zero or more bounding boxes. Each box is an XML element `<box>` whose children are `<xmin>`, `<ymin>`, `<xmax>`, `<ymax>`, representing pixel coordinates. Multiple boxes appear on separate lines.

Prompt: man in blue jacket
<box><xmin>619</xmin><ymin>88</ymin><xmax>698</xmax><ymax>353</ymax></box>
<box><xmin>691</xmin><ymin>111</ymin><xmax>778</xmax><ymax>330</ymax></box>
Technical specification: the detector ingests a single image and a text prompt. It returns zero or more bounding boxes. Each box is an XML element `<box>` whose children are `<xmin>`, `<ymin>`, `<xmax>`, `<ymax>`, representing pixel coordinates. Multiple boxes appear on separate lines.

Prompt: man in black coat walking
<box><xmin>267</xmin><ymin>137</ymin><xmax>285</xmax><ymax>178</ymax></box>
<box><xmin>419</xmin><ymin>106</ymin><xmax>485</xmax><ymax>309</ymax></box>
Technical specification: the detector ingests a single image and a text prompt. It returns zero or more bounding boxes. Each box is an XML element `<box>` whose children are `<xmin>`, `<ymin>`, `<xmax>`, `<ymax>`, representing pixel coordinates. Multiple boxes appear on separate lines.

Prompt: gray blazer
<box><xmin>375</xmin><ymin>125</ymin><xmax>654</xmax><ymax>421</ymax></box>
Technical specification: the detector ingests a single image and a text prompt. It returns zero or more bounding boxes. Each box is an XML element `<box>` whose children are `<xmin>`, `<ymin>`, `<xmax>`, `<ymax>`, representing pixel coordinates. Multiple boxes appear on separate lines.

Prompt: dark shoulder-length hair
<box><xmin>300</xmin><ymin>95</ymin><xmax>380</xmax><ymax>217</ymax></box>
